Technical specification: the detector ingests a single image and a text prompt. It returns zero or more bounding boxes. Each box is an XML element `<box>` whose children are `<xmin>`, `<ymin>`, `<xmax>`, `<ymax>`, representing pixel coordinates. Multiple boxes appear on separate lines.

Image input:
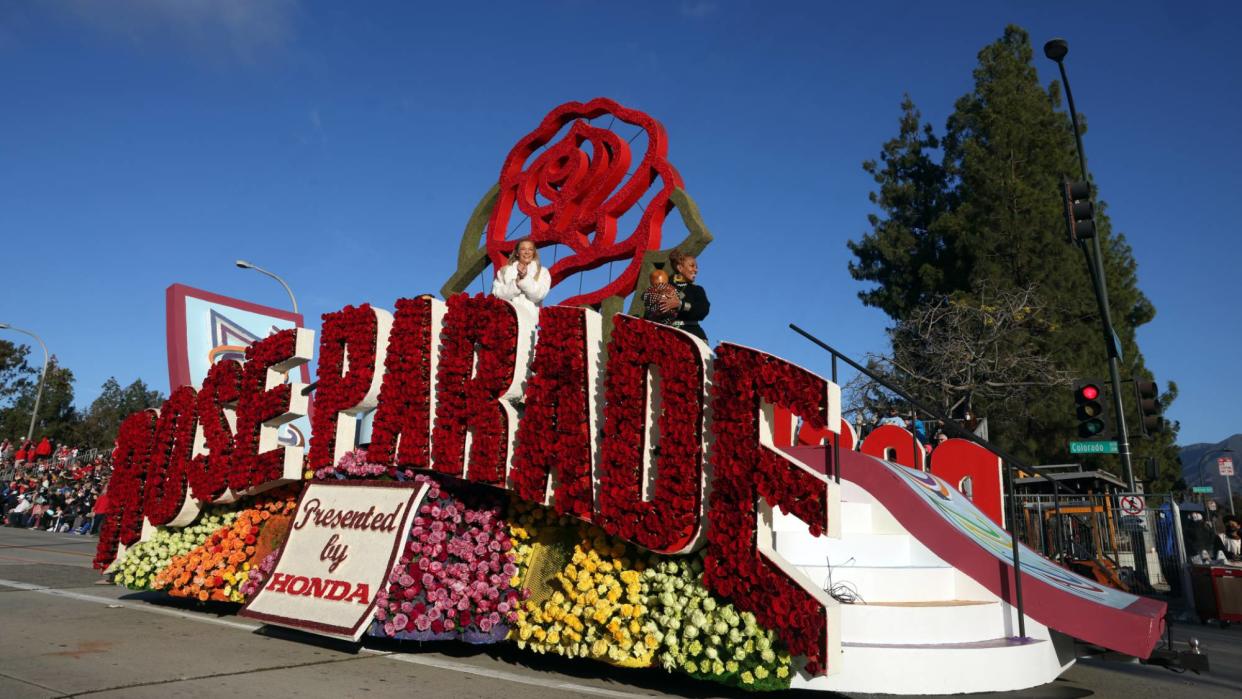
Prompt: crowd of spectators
<box><xmin>1</xmin><ymin>437</ymin><xmax>113</xmax><ymax>535</ymax></box>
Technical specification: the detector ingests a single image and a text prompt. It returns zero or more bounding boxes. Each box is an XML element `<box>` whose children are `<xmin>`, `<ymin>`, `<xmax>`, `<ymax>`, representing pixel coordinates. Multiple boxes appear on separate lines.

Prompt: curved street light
<box><xmin>235</xmin><ymin>260</ymin><xmax>299</xmax><ymax>315</ymax></box>
<box><xmin>0</xmin><ymin>323</ymin><xmax>49</xmax><ymax>442</ymax></box>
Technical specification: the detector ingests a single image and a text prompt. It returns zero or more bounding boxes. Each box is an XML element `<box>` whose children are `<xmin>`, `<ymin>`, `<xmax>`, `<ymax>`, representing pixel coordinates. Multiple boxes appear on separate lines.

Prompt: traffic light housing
<box><xmin>1134</xmin><ymin>379</ymin><xmax>1165</xmax><ymax>436</ymax></box>
<box><xmin>1061</xmin><ymin>179</ymin><xmax>1096</xmax><ymax>243</ymax></box>
<box><xmin>1073</xmin><ymin>380</ymin><xmax>1112</xmax><ymax>440</ymax></box>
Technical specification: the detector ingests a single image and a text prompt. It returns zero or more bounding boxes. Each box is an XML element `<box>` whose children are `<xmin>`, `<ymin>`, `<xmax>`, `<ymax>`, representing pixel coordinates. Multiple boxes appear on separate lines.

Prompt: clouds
<box><xmin>680</xmin><ymin>1</ymin><xmax>719</xmax><ymax>19</ymax></box>
<box><xmin>57</xmin><ymin>0</ymin><xmax>300</xmax><ymax>62</ymax></box>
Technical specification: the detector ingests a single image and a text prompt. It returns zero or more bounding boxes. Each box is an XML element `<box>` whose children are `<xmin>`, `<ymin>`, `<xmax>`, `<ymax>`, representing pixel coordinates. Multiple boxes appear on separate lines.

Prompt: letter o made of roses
<box><xmin>597</xmin><ymin>315</ymin><xmax>708</xmax><ymax>554</ymax></box>
<box><xmin>144</xmin><ymin>385</ymin><xmax>202</xmax><ymax>527</ymax></box>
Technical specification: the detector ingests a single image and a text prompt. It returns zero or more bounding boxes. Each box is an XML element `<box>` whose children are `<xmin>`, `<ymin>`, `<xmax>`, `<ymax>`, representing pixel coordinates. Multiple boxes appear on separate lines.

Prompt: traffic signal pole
<box><xmin>1046</xmin><ymin>40</ymin><xmax>1137</xmax><ymax>491</ymax></box>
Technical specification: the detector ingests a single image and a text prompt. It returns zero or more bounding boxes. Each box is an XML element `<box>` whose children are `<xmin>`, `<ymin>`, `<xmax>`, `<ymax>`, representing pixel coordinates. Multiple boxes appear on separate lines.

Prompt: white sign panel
<box><xmin>1219</xmin><ymin>457</ymin><xmax>1235</xmax><ymax>477</ymax></box>
<box><xmin>240</xmin><ymin>481</ymin><xmax>426</xmax><ymax>640</ymax></box>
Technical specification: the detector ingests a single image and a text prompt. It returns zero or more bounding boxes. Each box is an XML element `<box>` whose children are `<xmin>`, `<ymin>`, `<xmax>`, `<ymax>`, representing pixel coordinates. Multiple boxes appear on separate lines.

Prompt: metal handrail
<box><xmin>790</xmin><ymin>323</ymin><xmax>1076</xmax><ymax>640</ymax></box>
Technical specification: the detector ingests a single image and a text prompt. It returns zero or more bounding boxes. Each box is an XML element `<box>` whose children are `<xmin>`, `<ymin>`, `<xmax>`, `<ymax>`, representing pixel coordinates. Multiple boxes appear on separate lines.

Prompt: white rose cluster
<box><xmin>114</xmin><ymin>507</ymin><xmax>239</xmax><ymax>591</ymax></box>
<box><xmin>641</xmin><ymin>556</ymin><xmax>792</xmax><ymax>690</ymax></box>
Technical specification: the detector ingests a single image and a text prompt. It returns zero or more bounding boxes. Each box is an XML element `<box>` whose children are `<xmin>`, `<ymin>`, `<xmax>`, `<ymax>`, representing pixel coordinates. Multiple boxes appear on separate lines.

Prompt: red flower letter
<box><xmin>431</xmin><ymin>294</ymin><xmax>532</xmax><ymax>486</ymax></box>
<box><xmin>704</xmin><ymin>343</ymin><xmax>843</xmax><ymax>675</ymax></box>
<box><xmin>309</xmin><ymin>304</ymin><xmax>391</xmax><ymax>472</ymax></box>
<box><xmin>143</xmin><ymin>385</ymin><xmax>201</xmax><ymax>527</ymax></box>
<box><xmin>596</xmin><ymin>315</ymin><xmax>709</xmax><ymax>554</ymax></box>
<box><xmin>232</xmin><ymin>328</ymin><xmax>313</xmax><ymax>493</ymax></box>
<box><xmin>94</xmin><ymin>410</ymin><xmax>157</xmax><ymax>569</ymax></box>
<box><xmin>367</xmin><ymin>296</ymin><xmax>446</xmax><ymax>473</ymax></box>
<box><xmin>510</xmin><ymin>306</ymin><xmax>604</xmax><ymax>519</ymax></box>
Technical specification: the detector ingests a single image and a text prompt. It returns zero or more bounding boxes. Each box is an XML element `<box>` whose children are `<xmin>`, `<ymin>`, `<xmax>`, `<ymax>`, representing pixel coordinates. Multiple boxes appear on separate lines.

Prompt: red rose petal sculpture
<box><xmin>486</xmin><ymin>98</ymin><xmax>684</xmax><ymax>307</ymax></box>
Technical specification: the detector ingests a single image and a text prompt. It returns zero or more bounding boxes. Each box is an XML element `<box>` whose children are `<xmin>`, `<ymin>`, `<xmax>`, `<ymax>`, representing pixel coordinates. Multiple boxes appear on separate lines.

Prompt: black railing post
<box><xmin>1005</xmin><ymin>459</ymin><xmax>1028</xmax><ymax>639</ymax></box>
<box><xmin>831</xmin><ymin>354</ymin><xmax>840</xmax><ymax>484</ymax></box>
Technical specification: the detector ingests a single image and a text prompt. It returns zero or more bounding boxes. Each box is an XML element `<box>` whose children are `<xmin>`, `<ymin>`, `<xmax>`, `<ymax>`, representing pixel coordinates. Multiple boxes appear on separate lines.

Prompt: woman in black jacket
<box><xmin>659</xmin><ymin>250</ymin><xmax>710</xmax><ymax>343</ymax></box>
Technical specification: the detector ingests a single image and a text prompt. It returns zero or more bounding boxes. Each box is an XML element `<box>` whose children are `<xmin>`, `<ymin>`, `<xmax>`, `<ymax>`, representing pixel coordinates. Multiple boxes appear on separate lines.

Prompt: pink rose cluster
<box><xmin>239</xmin><ymin>547</ymin><xmax>281</xmax><ymax>599</ymax></box>
<box><xmin>371</xmin><ymin>473</ymin><xmax>525</xmax><ymax>643</ymax></box>
<box><xmin>314</xmin><ymin>448</ymin><xmax>389</xmax><ymax>480</ymax></box>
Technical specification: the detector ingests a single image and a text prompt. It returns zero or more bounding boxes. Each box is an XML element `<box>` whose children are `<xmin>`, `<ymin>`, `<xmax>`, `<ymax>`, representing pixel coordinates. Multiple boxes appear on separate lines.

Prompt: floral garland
<box><xmin>597</xmin><ymin>315</ymin><xmax>707</xmax><ymax>554</ymax></box>
<box><xmin>367</xmin><ymin>296</ymin><xmax>437</xmax><ymax>475</ymax></box>
<box><xmin>94</xmin><ymin>410</ymin><xmax>158</xmax><ymax>570</ymax></box>
<box><xmin>510</xmin><ymin>305</ymin><xmax>595</xmax><ymax>518</ymax></box>
<box><xmin>431</xmin><ymin>294</ymin><xmax>520</xmax><ymax>486</ymax></box>
<box><xmin>153</xmin><ymin>490</ymin><xmax>297</xmax><ymax>602</ymax></box>
<box><xmin>144</xmin><ymin>385</ymin><xmax>199</xmax><ymax>526</ymax></box>
<box><xmin>190</xmin><ymin>359</ymin><xmax>242</xmax><ymax>502</ymax></box>
<box><xmin>112</xmin><ymin>506</ymin><xmax>239</xmax><ymax>591</ymax></box>
<box><xmin>370</xmin><ymin>472</ymin><xmax>523</xmax><ymax>643</ymax></box>
<box><xmin>509</xmin><ymin>501</ymin><xmax>653</xmax><ymax>667</ymax></box>
<box><xmin>704</xmin><ymin>343</ymin><xmax>834</xmax><ymax>675</ymax></box>
<box><xmin>232</xmin><ymin>329</ymin><xmax>297</xmax><ymax>491</ymax></box>
<box><xmin>309</xmin><ymin>304</ymin><xmax>379</xmax><ymax>473</ymax></box>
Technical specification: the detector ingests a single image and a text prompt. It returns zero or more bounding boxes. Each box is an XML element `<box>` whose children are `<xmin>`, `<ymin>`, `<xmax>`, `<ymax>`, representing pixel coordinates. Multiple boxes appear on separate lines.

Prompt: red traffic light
<box><xmin>1079</xmin><ymin>384</ymin><xmax>1100</xmax><ymax>401</ymax></box>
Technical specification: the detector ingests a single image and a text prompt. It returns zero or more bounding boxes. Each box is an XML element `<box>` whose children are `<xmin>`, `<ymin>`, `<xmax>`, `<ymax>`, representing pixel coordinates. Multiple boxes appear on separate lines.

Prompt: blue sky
<box><xmin>0</xmin><ymin>1</ymin><xmax>1238</xmax><ymax>448</ymax></box>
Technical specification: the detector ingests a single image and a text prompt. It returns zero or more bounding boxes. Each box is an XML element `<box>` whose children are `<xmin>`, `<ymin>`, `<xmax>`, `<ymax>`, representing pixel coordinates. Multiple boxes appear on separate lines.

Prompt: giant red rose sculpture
<box><xmin>486</xmin><ymin>98</ymin><xmax>684</xmax><ymax>307</ymax></box>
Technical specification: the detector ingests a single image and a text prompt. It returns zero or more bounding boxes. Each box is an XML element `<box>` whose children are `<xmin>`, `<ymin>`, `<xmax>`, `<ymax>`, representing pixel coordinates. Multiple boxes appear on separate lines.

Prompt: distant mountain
<box><xmin>1179</xmin><ymin>434</ymin><xmax>1242</xmax><ymax>500</ymax></box>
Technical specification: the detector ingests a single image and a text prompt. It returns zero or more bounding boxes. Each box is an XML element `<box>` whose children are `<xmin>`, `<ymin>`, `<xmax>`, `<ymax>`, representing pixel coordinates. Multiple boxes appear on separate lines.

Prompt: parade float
<box><xmin>95</xmin><ymin>98</ymin><xmax>1165</xmax><ymax>695</ymax></box>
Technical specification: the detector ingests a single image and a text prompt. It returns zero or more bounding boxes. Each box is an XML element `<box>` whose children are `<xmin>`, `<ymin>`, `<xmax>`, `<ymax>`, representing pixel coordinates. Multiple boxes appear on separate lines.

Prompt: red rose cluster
<box><xmin>93</xmin><ymin>410</ymin><xmax>157</xmax><ymax>569</ymax></box>
<box><xmin>597</xmin><ymin>314</ymin><xmax>708</xmax><ymax>554</ymax></box>
<box><xmin>431</xmin><ymin>294</ymin><xmax>521</xmax><ymax>486</ymax></box>
<box><xmin>144</xmin><ymin>385</ymin><xmax>200</xmax><ymax>526</ymax></box>
<box><xmin>366</xmin><ymin>297</ymin><xmax>442</xmax><ymax>476</ymax></box>
<box><xmin>233</xmin><ymin>329</ymin><xmax>306</xmax><ymax>488</ymax></box>
<box><xmin>508</xmin><ymin>305</ymin><xmax>597</xmax><ymax>519</ymax></box>
<box><xmin>703</xmin><ymin>343</ymin><xmax>836</xmax><ymax>675</ymax></box>
<box><xmin>192</xmin><ymin>359</ymin><xmax>241</xmax><ymax>502</ymax></box>
<box><xmin>310</xmin><ymin>304</ymin><xmax>382</xmax><ymax>473</ymax></box>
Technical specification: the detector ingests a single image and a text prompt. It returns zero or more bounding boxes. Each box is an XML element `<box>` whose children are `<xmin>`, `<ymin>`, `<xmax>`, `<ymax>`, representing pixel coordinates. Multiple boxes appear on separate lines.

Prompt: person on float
<box><xmin>492</xmin><ymin>238</ymin><xmax>550</xmax><ymax>320</ymax></box>
<box><xmin>660</xmin><ymin>250</ymin><xmax>710</xmax><ymax>343</ymax></box>
<box><xmin>1215</xmin><ymin>515</ymin><xmax>1241</xmax><ymax>563</ymax></box>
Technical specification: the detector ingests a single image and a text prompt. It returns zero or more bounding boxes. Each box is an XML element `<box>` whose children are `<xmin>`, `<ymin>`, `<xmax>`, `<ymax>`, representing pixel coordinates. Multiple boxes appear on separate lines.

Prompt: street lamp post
<box><xmin>0</xmin><ymin>323</ymin><xmax>49</xmax><ymax>442</ymax></box>
<box><xmin>235</xmin><ymin>260</ymin><xmax>299</xmax><ymax>315</ymax></box>
<box><xmin>1043</xmin><ymin>38</ymin><xmax>1138</xmax><ymax>492</ymax></box>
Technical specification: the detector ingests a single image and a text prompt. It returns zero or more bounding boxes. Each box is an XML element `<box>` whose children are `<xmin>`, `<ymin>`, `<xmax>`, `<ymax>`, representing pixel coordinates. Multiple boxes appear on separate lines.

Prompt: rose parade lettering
<box><xmin>97</xmin><ymin>98</ymin><xmax>1005</xmax><ymax>677</ymax></box>
<box><xmin>96</xmin><ymin>296</ymin><xmax>1002</xmax><ymax>674</ymax></box>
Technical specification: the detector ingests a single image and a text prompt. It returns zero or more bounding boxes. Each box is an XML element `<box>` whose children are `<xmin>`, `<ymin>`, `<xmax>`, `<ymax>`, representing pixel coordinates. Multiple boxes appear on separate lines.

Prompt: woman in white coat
<box><xmin>492</xmin><ymin>238</ymin><xmax>551</xmax><ymax>317</ymax></box>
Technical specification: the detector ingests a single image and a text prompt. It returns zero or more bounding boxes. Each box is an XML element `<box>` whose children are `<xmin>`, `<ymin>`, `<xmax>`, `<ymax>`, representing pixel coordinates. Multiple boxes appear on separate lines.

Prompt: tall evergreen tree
<box><xmin>850</xmin><ymin>26</ymin><xmax>1180</xmax><ymax>485</ymax></box>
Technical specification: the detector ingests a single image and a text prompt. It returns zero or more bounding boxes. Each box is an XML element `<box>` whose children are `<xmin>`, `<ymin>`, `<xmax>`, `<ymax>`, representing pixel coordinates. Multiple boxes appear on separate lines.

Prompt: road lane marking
<box><xmin>0</xmin><ymin>578</ymin><xmax>653</xmax><ymax>698</ymax></box>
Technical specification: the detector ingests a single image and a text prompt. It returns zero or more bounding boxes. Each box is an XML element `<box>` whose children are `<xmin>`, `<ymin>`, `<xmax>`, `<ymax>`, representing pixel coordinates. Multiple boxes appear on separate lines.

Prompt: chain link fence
<box><xmin>1012</xmin><ymin>492</ymin><xmax>1196</xmax><ymax>608</ymax></box>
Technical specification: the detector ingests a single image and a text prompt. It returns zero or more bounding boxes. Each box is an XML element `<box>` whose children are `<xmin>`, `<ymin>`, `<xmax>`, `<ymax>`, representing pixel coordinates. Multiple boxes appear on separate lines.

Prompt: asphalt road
<box><xmin>1</xmin><ymin>527</ymin><xmax>1239</xmax><ymax>699</ymax></box>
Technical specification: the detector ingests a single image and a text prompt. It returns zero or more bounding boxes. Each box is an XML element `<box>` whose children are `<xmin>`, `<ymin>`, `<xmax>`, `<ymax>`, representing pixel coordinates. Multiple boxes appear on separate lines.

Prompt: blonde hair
<box><xmin>507</xmin><ymin>239</ymin><xmax>543</xmax><ymax>280</ymax></box>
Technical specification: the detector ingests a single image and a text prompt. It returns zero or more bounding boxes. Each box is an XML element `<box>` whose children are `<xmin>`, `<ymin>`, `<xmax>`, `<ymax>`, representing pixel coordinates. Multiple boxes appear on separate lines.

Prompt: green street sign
<box><xmin>1069</xmin><ymin>440</ymin><xmax>1119</xmax><ymax>454</ymax></box>
<box><xmin>1192</xmin><ymin>486</ymin><xmax>1214</xmax><ymax>494</ymax></box>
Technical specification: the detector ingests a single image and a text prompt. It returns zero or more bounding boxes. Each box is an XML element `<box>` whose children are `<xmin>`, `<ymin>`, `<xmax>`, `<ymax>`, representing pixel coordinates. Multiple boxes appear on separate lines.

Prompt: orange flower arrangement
<box><xmin>153</xmin><ymin>491</ymin><xmax>298</xmax><ymax>603</ymax></box>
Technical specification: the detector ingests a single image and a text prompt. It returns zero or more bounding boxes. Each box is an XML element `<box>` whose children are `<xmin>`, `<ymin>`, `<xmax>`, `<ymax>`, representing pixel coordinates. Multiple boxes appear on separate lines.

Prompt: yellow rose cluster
<box><xmin>508</xmin><ymin>502</ymin><xmax>654</xmax><ymax>668</ymax></box>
